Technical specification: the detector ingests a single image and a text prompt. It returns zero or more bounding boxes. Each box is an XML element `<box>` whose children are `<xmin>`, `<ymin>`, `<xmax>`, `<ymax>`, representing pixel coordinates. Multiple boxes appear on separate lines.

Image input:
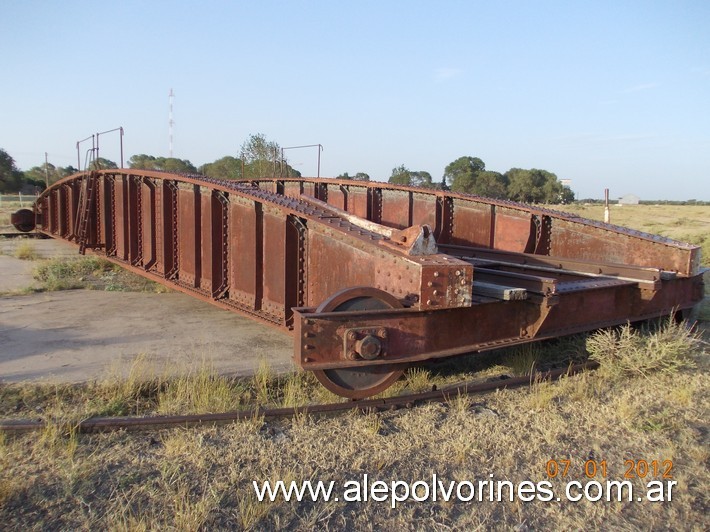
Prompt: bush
<box><xmin>587</xmin><ymin>317</ymin><xmax>699</xmax><ymax>379</ymax></box>
<box><xmin>33</xmin><ymin>256</ymin><xmax>115</xmax><ymax>291</ymax></box>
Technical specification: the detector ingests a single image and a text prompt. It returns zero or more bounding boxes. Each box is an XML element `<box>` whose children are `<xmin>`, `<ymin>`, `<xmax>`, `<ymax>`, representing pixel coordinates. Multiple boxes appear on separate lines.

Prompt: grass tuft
<box><xmin>157</xmin><ymin>364</ymin><xmax>245</xmax><ymax>415</ymax></box>
<box><xmin>588</xmin><ymin>317</ymin><xmax>699</xmax><ymax>379</ymax></box>
<box><xmin>32</xmin><ymin>256</ymin><xmax>169</xmax><ymax>292</ymax></box>
<box><xmin>280</xmin><ymin>370</ymin><xmax>311</xmax><ymax>408</ymax></box>
<box><xmin>33</xmin><ymin>256</ymin><xmax>114</xmax><ymax>291</ymax></box>
<box><xmin>13</xmin><ymin>240</ymin><xmax>39</xmax><ymax>260</ymax></box>
<box><xmin>446</xmin><ymin>391</ymin><xmax>473</xmax><ymax>416</ymax></box>
<box><xmin>169</xmin><ymin>479</ymin><xmax>217</xmax><ymax>530</ymax></box>
<box><xmin>404</xmin><ymin>367</ymin><xmax>432</xmax><ymax>392</ymax></box>
<box><xmin>504</xmin><ymin>344</ymin><xmax>541</xmax><ymax>376</ymax></box>
<box><xmin>252</xmin><ymin>360</ymin><xmax>273</xmax><ymax>406</ymax></box>
<box><xmin>237</xmin><ymin>490</ymin><xmax>272</xmax><ymax>530</ymax></box>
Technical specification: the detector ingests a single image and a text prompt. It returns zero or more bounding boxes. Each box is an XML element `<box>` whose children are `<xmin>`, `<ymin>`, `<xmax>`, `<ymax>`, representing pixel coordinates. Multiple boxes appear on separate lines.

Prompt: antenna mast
<box><xmin>169</xmin><ymin>88</ymin><xmax>174</xmax><ymax>157</ymax></box>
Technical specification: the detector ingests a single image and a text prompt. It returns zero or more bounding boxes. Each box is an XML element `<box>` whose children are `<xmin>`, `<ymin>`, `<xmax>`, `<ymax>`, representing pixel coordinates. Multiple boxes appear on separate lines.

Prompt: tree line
<box><xmin>386</xmin><ymin>156</ymin><xmax>574</xmax><ymax>204</ymax></box>
<box><xmin>0</xmin><ymin>134</ymin><xmax>302</xmax><ymax>193</ymax></box>
<box><xmin>2</xmin><ymin>134</ymin><xmax>573</xmax><ymax>203</ymax></box>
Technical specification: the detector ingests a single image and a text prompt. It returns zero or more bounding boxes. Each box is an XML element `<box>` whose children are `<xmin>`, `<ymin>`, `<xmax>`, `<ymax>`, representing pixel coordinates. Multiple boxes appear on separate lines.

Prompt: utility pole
<box><xmin>169</xmin><ymin>88</ymin><xmax>175</xmax><ymax>158</ymax></box>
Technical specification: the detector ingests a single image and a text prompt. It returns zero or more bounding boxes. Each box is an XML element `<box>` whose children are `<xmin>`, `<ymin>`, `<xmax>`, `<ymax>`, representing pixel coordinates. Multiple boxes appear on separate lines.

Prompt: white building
<box><xmin>618</xmin><ymin>194</ymin><xmax>640</xmax><ymax>205</ymax></box>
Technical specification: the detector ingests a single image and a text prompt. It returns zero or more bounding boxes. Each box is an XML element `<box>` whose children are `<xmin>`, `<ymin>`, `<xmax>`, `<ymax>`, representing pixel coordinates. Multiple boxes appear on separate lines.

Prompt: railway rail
<box><xmin>0</xmin><ymin>232</ymin><xmax>50</xmax><ymax>239</ymax></box>
<box><xmin>11</xmin><ymin>170</ymin><xmax>705</xmax><ymax>398</ymax></box>
<box><xmin>0</xmin><ymin>361</ymin><xmax>597</xmax><ymax>435</ymax></box>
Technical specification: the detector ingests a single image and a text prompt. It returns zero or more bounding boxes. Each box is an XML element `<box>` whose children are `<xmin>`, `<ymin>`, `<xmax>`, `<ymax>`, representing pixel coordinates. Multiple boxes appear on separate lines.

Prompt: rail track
<box><xmin>0</xmin><ymin>232</ymin><xmax>50</xmax><ymax>239</ymax></box>
<box><xmin>0</xmin><ymin>361</ymin><xmax>597</xmax><ymax>435</ymax></box>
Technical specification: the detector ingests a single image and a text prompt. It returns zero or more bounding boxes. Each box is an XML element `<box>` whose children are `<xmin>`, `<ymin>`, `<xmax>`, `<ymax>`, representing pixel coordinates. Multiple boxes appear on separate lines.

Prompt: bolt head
<box><xmin>355</xmin><ymin>335</ymin><xmax>382</xmax><ymax>360</ymax></box>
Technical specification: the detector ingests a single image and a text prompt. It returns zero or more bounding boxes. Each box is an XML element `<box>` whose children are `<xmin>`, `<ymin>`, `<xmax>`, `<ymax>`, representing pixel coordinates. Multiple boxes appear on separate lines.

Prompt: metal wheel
<box><xmin>312</xmin><ymin>286</ymin><xmax>407</xmax><ymax>399</ymax></box>
<box><xmin>11</xmin><ymin>208</ymin><xmax>35</xmax><ymax>233</ymax></box>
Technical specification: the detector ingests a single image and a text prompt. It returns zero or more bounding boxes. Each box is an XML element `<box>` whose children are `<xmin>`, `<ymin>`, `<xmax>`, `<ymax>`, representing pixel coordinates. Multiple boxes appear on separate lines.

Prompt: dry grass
<box><xmin>12</xmin><ymin>240</ymin><xmax>39</xmax><ymax>260</ymax></box>
<box><xmin>30</xmin><ymin>256</ymin><xmax>169</xmax><ymax>293</ymax></box>
<box><xmin>556</xmin><ymin>204</ymin><xmax>710</xmax><ymax>265</ymax></box>
<box><xmin>588</xmin><ymin>318</ymin><xmax>699</xmax><ymax>380</ymax></box>
<box><xmin>0</xmin><ymin>204</ymin><xmax>707</xmax><ymax>528</ymax></box>
<box><xmin>0</xmin><ymin>322</ymin><xmax>707</xmax><ymax>529</ymax></box>
<box><xmin>156</xmin><ymin>363</ymin><xmax>248</xmax><ymax>415</ymax></box>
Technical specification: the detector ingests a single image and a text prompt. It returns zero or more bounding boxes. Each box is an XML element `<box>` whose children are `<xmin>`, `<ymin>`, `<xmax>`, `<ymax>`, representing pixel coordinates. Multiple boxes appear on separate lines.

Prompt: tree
<box><xmin>410</xmin><ymin>170</ymin><xmax>434</xmax><ymax>188</ymax></box>
<box><xmin>506</xmin><ymin>168</ymin><xmax>574</xmax><ymax>203</ymax></box>
<box><xmin>558</xmin><ymin>184</ymin><xmax>575</xmax><ymax>204</ymax></box>
<box><xmin>506</xmin><ymin>168</ymin><xmax>540</xmax><ymax>203</ymax></box>
<box><xmin>127</xmin><ymin>154</ymin><xmax>158</xmax><ymax>169</ymax></box>
<box><xmin>388</xmin><ymin>165</ymin><xmax>412</xmax><ymax>186</ymax></box>
<box><xmin>161</xmin><ymin>158</ymin><xmax>197</xmax><ymax>174</ymax></box>
<box><xmin>443</xmin><ymin>156</ymin><xmax>486</xmax><ymax>193</ymax></box>
<box><xmin>540</xmin><ymin>172</ymin><xmax>575</xmax><ymax>203</ymax></box>
<box><xmin>473</xmin><ymin>170</ymin><xmax>508</xmax><ymax>199</ymax></box>
<box><xmin>388</xmin><ymin>165</ymin><xmax>434</xmax><ymax>187</ymax></box>
<box><xmin>62</xmin><ymin>165</ymin><xmax>79</xmax><ymax>177</ymax></box>
<box><xmin>200</xmin><ymin>156</ymin><xmax>243</xmax><ymax>180</ymax></box>
<box><xmin>128</xmin><ymin>154</ymin><xmax>197</xmax><ymax>174</ymax></box>
<box><xmin>21</xmin><ymin>163</ymin><xmax>77</xmax><ymax>190</ymax></box>
<box><xmin>0</xmin><ymin>148</ymin><xmax>23</xmax><ymax>192</ymax></box>
<box><xmin>24</xmin><ymin>163</ymin><xmax>61</xmax><ymax>187</ymax></box>
<box><xmin>89</xmin><ymin>157</ymin><xmax>118</xmax><ymax>170</ymax></box>
<box><xmin>240</xmin><ymin>133</ymin><xmax>281</xmax><ymax>179</ymax></box>
<box><xmin>337</xmin><ymin>172</ymin><xmax>370</xmax><ymax>181</ymax></box>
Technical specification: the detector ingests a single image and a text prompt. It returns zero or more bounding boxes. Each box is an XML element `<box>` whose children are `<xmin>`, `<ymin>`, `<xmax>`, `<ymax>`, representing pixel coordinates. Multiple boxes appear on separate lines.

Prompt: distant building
<box><xmin>618</xmin><ymin>194</ymin><xmax>640</xmax><ymax>205</ymax></box>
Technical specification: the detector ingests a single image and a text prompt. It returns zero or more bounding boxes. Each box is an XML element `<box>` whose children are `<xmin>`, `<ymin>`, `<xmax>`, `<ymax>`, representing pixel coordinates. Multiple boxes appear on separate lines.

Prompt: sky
<box><xmin>1</xmin><ymin>1</ymin><xmax>709</xmax><ymax>200</ymax></box>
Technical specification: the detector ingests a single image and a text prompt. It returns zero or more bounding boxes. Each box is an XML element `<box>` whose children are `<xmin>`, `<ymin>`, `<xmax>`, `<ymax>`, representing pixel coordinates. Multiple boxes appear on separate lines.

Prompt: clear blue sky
<box><xmin>2</xmin><ymin>0</ymin><xmax>709</xmax><ymax>200</ymax></box>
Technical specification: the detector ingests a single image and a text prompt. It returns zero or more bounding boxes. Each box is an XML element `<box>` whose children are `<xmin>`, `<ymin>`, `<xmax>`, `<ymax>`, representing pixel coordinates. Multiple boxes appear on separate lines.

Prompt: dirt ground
<box><xmin>0</xmin><ymin>238</ymin><xmax>294</xmax><ymax>383</ymax></box>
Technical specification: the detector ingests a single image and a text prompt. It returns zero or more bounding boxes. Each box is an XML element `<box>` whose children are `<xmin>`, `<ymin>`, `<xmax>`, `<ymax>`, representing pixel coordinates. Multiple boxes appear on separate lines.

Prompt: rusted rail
<box><xmin>12</xmin><ymin>171</ymin><xmax>705</xmax><ymax>397</ymax></box>
<box><xmin>0</xmin><ymin>362</ymin><xmax>597</xmax><ymax>435</ymax></box>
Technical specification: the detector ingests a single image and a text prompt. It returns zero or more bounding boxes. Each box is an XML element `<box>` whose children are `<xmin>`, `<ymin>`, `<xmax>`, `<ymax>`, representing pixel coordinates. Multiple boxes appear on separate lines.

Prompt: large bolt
<box><xmin>345</xmin><ymin>350</ymin><xmax>359</xmax><ymax>361</ymax></box>
<box><xmin>355</xmin><ymin>334</ymin><xmax>382</xmax><ymax>360</ymax></box>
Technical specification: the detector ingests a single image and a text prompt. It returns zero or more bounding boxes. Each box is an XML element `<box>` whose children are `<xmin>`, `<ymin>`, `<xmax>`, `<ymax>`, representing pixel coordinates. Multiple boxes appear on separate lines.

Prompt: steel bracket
<box><xmin>343</xmin><ymin>327</ymin><xmax>388</xmax><ymax>360</ymax></box>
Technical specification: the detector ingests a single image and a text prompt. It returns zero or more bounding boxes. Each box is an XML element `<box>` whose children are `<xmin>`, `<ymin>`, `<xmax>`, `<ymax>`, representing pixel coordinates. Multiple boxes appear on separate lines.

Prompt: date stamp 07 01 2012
<box><xmin>546</xmin><ymin>459</ymin><xmax>674</xmax><ymax>480</ymax></box>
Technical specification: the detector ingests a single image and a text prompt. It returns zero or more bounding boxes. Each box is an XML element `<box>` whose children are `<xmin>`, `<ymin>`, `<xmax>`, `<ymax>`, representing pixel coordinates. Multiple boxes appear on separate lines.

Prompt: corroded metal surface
<box><xmin>15</xmin><ymin>170</ymin><xmax>705</xmax><ymax>397</ymax></box>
